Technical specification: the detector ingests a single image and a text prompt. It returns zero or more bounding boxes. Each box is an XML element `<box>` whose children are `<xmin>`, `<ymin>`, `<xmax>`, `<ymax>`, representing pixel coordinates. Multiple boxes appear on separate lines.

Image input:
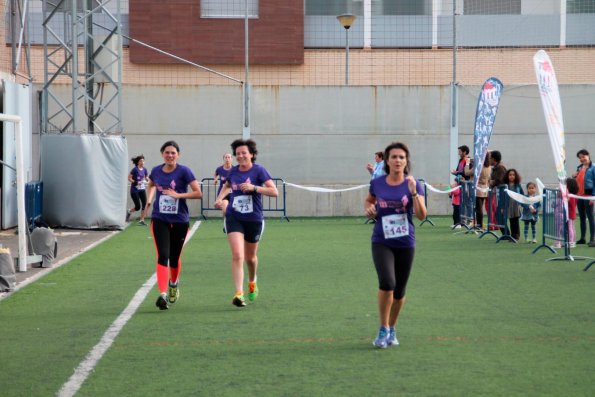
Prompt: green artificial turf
<box><xmin>1</xmin><ymin>217</ymin><xmax>594</xmax><ymax>396</ymax></box>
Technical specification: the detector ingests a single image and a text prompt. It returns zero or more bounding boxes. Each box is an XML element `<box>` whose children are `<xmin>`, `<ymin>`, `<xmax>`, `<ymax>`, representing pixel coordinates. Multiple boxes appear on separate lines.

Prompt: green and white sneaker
<box><xmin>248</xmin><ymin>281</ymin><xmax>259</xmax><ymax>301</ymax></box>
<box><xmin>232</xmin><ymin>293</ymin><xmax>246</xmax><ymax>307</ymax></box>
<box><xmin>156</xmin><ymin>293</ymin><xmax>169</xmax><ymax>310</ymax></box>
<box><xmin>168</xmin><ymin>282</ymin><xmax>179</xmax><ymax>304</ymax></box>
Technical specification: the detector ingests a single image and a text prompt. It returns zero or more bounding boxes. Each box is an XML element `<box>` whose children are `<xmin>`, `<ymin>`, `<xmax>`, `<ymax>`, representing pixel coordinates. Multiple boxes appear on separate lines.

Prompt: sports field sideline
<box><xmin>1</xmin><ymin>217</ymin><xmax>594</xmax><ymax>396</ymax></box>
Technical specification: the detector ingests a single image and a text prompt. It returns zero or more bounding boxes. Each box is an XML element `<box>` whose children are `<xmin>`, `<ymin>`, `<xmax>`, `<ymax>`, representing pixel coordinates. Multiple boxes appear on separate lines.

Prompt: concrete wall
<box><xmin>36</xmin><ymin>84</ymin><xmax>595</xmax><ymax>217</ymax></box>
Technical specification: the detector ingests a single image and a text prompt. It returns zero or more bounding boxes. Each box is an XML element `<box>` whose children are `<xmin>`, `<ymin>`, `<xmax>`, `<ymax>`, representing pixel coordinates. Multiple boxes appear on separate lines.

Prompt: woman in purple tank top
<box><xmin>214</xmin><ymin>139</ymin><xmax>278</xmax><ymax>308</ymax></box>
<box><xmin>364</xmin><ymin>142</ymin><xmax>427</xmax><ymax>348</ymax></box>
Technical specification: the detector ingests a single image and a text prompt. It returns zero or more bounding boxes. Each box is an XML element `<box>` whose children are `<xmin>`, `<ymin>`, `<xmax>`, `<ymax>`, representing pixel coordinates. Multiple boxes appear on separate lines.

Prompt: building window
<box><xmin>305</xmin><ymin>0</ymin><xmax>363</xmax><ymax>16</ymax></box>
<box><xmin>567</xmin><ymin>0</ymin><xmax>595</xmax><ymax>13</ymax></box>
<box><xmin>380</xmin><ymin>0</ymin><xmax>431</xmax><ymax>15</ymax></box>
<box><xmin>463</xmin><ymin>0</ymin><xmax>521</xmax><ymax>15</ymax></box>
<box><xmin>201</xmin><ymin>0</ymin><xmax>259</xmax><ymax>18</ymax></box>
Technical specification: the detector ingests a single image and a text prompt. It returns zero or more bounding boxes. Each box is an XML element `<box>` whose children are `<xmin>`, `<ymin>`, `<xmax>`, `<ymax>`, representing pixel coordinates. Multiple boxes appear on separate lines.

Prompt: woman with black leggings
<box><xmin>145</xmin><ymin>141</ymin><xmax>202</xmax><ymax>310</ymax></box>
<box><xmin>364</xmin><ymin>142</ymin><xmax>427</xmax><ymax>349</ymax></box>
<box><xmin>127</xmin><ymin>154</ymin><xmax>149</xmax><ymax>225</ymax></box>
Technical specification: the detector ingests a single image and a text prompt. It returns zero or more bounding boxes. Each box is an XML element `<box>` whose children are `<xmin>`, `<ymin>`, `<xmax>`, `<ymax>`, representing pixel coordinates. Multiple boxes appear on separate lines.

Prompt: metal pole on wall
<box><xmin>242</xmin><ymin>0</ymin><xmax>250</xmax><ymax>140</ymax></box>
<box><xmin>449</xmin><ymin>0</ymin><xmax>459</xmax><ymax>182</ymax></box>
<box><xmin>0</xmin><ymin>114</ymin><xmax>27</xmax><ymax>272</ymax></box>
<box><xmin>337</xmin><ymin>14</ymin><xmax>356</xmax><ymax>86</ymax></box>
<box><xmin>86</xmin><ymin>0</ymin><xmax>95</xmax><ymax>133</ymax></box>
<box><xmin>345</xmin><ymin>28</ymin><xmax>349</xmax><ymax>85</ymax></box>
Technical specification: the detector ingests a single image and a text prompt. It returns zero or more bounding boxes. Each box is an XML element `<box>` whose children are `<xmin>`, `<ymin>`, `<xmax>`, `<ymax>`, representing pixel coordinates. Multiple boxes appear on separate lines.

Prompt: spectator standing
<box><xmin>521</xmin><ymin>181</ymin><xmax>541</xmax><ymax>243</ymax></box>
<box><xmin>489</xmin><ymin>150</ymin><xmax>507</xmax><ymax>188</ymax></box>
<box><xmin>451</xmin><ymin>145</ymin><xmax>471</xmax><ymax>182</ymax></box>
<box><xmin>450</xmin><ymin>181</ymin><xmax>461</xmax><ymax>229</ymax></box>
<box><xmin>572</xmin><ymin>149</ymin><xmax>595</xmax><ymax>247</ymax></box>
<box><xmin>566</xmin><ymin>177</ymin><xmax>579</xmax><ymax>248</ymax></box>
<box><xmin>506</xmin><ymin>169</ymin><xmax>523</xmax><ymax>241</ymax></box>
<box><xmin>489</xmin><ymin>151</ymin><xmax>507</xmax><ymax>232</ymax></box>
<box><xmin>367</xmin><ymin>151</ymin><xmax>386</xmax><ymax>180</ymax></box>
<box><xmin>471</xmin><ymin>151</ymin><xmax>491</xmax><ymax>229</ymax></box>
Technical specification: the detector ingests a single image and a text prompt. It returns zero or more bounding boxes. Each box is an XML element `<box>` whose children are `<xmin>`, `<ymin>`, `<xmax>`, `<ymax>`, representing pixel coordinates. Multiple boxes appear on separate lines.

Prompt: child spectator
<box><xmin>566</xmin><ymin>177</ymin><xmax>579</xmax><ymax>248</ymax></box>
<box><xmin>506</xmin><ymin>169</ymin><xmax>524</xmax><ymax>241</ymax></box>
<box><xmin>521</xmin><ymin>181</ymin><xmax>541</xmax><ymax>243</ymax></box>
<box><xmin>450</xmin><ymin>182</ymin><xmax>461</xmax><ymax>229</ymax></box>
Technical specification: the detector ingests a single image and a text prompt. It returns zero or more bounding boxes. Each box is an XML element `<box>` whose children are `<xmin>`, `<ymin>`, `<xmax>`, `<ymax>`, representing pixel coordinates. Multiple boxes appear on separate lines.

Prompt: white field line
<box><xmin>57</xmin><ymin>221</ymin><xmax>201</xmax><ymax>397</ymax></box>
<box><xmin>0</xmin><ymin>231</ymin><xmax>119</xmax><ymax>302</ymax></box>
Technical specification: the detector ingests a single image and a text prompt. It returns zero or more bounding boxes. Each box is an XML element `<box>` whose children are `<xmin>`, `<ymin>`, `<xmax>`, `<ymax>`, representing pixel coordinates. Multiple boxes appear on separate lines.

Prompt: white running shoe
<box><xmin>373</xmin><ymin>326</ymin><xmax>389</xmax><ymax>349</ymax></box>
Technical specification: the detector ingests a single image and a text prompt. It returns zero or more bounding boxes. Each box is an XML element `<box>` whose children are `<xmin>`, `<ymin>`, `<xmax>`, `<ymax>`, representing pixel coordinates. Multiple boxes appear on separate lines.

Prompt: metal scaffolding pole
<box><xmin>41</xmin><ymin>0</ymin><xmax>122</xmax><ymax>134</ymax></box>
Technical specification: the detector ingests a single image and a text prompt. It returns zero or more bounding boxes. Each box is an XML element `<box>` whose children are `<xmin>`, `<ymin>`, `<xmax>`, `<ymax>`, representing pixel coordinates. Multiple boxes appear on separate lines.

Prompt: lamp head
<box><xmin>336</xmin><ymin>14</ymin><xmax>356</xmax><ymax>30</ymax></box>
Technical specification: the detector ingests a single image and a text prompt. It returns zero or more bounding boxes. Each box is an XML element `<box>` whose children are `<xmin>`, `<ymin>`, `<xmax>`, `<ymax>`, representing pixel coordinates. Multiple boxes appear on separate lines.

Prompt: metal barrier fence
<box><xmin>522</xmin><ymin>187</ymin><xmax>594</xmax><ymax>266</ymax></box>
<box><xmin>479</xmin><ymin>184</ymin><xmax>515</xmax><ymax>242</ymax></box>
<box><xmin>458</xmin><ymin>181</ymin><xmax>476</xmax><ymax>232</ymax></box>
<box><xmin>420</xmin><ymin>180</ymin><xmax>595</xmax><ymax>268</ymax></box>
<box><xmin>532</xmin><ymin>187</ymin><xmax>572</xmax><ymax>260</ymax></box>
<box><xmin>542</xmin><ymin>188</ymin><xmax>565</xmax><ymax>245</ymax></box>
<box><xmin>418</xmin><ymin>179</ymin><xmax>435</xmax><ymax>226</ymax></box>
<box><xmin>199</xmin><ymin>178</ymin><xmax>289</xmax><ymax>221</ymax></box>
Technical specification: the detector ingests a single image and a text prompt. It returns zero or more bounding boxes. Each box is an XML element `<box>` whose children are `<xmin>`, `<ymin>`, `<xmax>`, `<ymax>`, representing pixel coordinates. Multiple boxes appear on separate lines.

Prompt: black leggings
<box><xmin>371</xmin><ymin>243</ymin><xmax>415</xmax><ymax>300</ymax></box>
<box><xmin>131</xmin><ymin>190</ymin><xmax>147</xmax><ymax>211</ymax></box>
<box><xmin>151</xmin><ymin>219</ymin><xmax>189</xmax><ymax>268</ymax></box>
<box><xmin>577</xmin><ymin>199</ymin><xmax>594</xmax><ymax>241</ymax></box>
<box><xmin>509</xmin><ymin>217</ymin><xmax>520</xmax><ymax>239</ymax></box>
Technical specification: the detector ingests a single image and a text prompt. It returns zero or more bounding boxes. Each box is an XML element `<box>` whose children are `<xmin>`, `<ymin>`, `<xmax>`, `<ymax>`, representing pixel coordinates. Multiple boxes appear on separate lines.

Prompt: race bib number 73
<box><xmin>233</xmin><ymin>195</ymin><xmax>254</xmax><ymax>214</ymax></box>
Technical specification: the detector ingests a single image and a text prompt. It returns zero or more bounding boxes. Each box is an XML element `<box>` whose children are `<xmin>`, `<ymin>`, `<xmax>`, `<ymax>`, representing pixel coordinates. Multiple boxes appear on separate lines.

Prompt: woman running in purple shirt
<box><xmin>364</xmin><ymin>141</ymin><xmax>427</xmax><ymax>348</ymax></box>
<box><xmin>214</xmin><ymin>139</ymin><xmax>278</xmax><ymax>307</ymax></box>
<box><xmin>144</xmin><ymin>141</ymin><xmax>202</xmax><ymax>310</ymax></box>
<box><xmin>127</xmin><ymin>154</ymin><xmax>149</xmax><ymax>225</ymax></box>
<box><xmin>214</xmin><ymin>153</ymin><xmax>233</xmax><ymax>216</ymax></box>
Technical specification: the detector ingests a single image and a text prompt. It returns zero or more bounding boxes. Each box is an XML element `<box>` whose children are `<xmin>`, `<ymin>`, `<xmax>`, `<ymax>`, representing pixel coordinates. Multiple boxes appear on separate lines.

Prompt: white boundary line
<box><xmin>0</xmin><ymin>231</ymin><xmax>119</xmax><ymax>302</ymax></box>
<box><xmin>57</xmin><ymin>221</ymin><xmax>201</xmax><ymax>397</ymax></box>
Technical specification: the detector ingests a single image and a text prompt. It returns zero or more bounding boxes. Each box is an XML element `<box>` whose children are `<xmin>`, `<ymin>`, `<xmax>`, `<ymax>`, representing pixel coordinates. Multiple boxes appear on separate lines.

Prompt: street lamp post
<box><xmin>336</xmin><ymin>13</ymin><xmax>356</xmax><ymax>85</ymax></box>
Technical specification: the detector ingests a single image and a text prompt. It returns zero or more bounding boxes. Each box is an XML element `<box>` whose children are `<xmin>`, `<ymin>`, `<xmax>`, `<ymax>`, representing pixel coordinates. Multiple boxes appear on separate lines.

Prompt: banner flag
<box><xmin>472</xmin><ymin>77</ymin><xmax>504</xmax><ymax>190</ymax></box>
<box><xmin>533</xmin><ymin>50</ymin><xmax>566</xmax><ymax>184</ymax></box>
<box><xmin>533</xmin><ymin>50</ymin><xmax>568</xmax><ymax>209</ymax></box>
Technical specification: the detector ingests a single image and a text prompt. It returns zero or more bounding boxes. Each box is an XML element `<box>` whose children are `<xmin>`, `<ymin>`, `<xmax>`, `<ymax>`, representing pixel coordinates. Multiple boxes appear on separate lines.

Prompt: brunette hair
<box><xmin>160</xmin><ymin>140</ymin><xmax>180</xmax><ymax>153</ymax></box>
<box><xmin>231</xmin><ymin>139</ymin><xmax>258</xmax><ymax>162</ymax></box>
<box><xmin>131</xmin><ymin>154</ymin><xmax>144</xmax><ymax>166</ymax></box>
<box><xmin>506</xmin><ymin>168</ymin><xmax>522</xmax><ymax>185</ymax></box>
<box><xmin>383</xmin><ymin>142</ymin><xmax>411</xmax><ymax>175</ymax></box>
<box><xmin>483</xmin><ymin>151</ymin><xmax>491</xmax><ymax>167</ymax></box>
<box><xmin>576</xmin><ymin>149</ymin><xmax>590</xmax><ymax>158</ymax></box>
<box><xmin>566</xmin><ymin>177</ymin><xmax>579</xmax><ymax>195</ymax></box>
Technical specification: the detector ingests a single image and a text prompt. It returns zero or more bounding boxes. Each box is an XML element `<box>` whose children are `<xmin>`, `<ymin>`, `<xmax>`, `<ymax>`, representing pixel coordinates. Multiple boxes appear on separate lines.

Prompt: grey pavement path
<box><xmin>0</xmin><ymin>227</ymin><xmax>120</xmax><ymax>299</ymax></box>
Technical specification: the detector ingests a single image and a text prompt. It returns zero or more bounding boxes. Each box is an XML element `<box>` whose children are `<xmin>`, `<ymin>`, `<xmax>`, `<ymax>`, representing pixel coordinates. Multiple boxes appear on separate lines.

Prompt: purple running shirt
<box><xmin>369</xmin><ymin>177</ymin><xmax>423</xmax><ymax>248</ymax></box>
<box><xmin>215</xmin><ymin>165</ymin><xmax>232</xmax><ymax>196</ymax></box>
<box><xmin>130</xmin><ymin>166</ymin><xmax>148</xmax><ymax>193</ymax></box>
<box><xmin>226</xmin><ymin>164</ymin><xmax>272</xmax><ymax>221</ymax></box>
<box><xmin>149</xmin><ymin>164</ymin><xmax>197</xmax><ymax>223</ymax></box>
